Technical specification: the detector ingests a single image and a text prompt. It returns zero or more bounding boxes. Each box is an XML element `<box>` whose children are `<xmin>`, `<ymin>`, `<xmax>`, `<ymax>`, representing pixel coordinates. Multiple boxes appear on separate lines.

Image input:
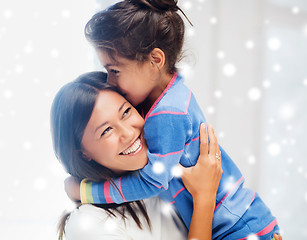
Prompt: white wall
<box><xmin>1</xmin><ymin>0</ymin><xmax>306</xmax><ymax>239</ymax></box>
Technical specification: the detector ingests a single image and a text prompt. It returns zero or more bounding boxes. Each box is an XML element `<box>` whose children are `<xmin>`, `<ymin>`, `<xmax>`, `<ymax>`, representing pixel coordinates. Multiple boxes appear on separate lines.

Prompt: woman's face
<box><xmin>81</xmin><ymin>90</ymin><xmax>148</xmax><ymax>174</ymax></box>
<box><xmin>97</xmin><ymin>50</ymin><xmax>160</xmax><ymax>107</ymax></box>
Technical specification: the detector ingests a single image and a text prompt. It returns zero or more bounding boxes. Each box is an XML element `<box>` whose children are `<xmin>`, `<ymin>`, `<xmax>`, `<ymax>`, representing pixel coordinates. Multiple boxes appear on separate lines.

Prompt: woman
<box><xmin>51</xmin><ymin>71</ymin><xmax>223</xmax><ymax>240</ymax></box>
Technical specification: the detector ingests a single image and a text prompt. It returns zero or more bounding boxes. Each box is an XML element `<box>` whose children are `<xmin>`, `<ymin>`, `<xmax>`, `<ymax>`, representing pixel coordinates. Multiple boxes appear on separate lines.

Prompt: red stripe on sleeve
<box><xmin>118</xmin><ymin>177</ymin><xmax>127</xmax><ymax>202</ymax></box>
<box><xmin>104</xmin><ymin>181</ymin><xmax>114</xmax><ymax>203</ymax></box>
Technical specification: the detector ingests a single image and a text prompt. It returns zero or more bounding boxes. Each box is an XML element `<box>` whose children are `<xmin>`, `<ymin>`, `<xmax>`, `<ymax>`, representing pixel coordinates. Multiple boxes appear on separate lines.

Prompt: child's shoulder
<box><xmin>156</xmin><ymin>74</ymin><xmax>191</xmax><ymax>112</ymax></box>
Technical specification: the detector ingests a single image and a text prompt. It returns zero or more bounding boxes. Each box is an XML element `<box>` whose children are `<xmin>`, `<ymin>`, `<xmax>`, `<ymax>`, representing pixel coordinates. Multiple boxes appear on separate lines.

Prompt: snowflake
<box><xmin>161</xmin><ymin>203</ymin><xmax>173</xmax><ymax>215</ymax></box>
<box><xmin>33</xmin><ymin>177</ymin><xmax>47</xmax><ymax>191</ymax></box>
<box><xmin>15</xmin><ymin>64</ymin><xmax>24</xmax><ymax>73</ymax></box>
<box><xmin>248</xmin><ymin>87</ymin><xmax>261</xmax><ymax>101</ymax></box>
<box><xmin>23</xmin><ymin>141</ymin><xmax>32</xmax><ymax>150</ymax></box>
<box><xmin>271</xmin><ymin>188</ymin><xmax>278</xmax><ymax>195</ymax></box>
<box><xmin>79</xmin><ymin>214</ymin><xmax>97</xmax><ymax>231</ymax></box>
<box><xmin>268</xmin><ymin>118</ymin><xmax>275</xmax><ymax>124</ymax></box>
<box><xmin>65</xmin><ymin>201</ymin><xmax>77</xmax><ymax>212</ymax></box>
<box><xmin>279</xmin><ymin>104</ymin><xmax>294</xmax><ymax>120</ymax></box>
<box><xmin>286</xmin><ymin>124</ymin><xmax>293</xmax><ymax>131</ymax></box>
<box><xmin>186</xmin><ymin>129</ymin><xmax>193</xmax><ymax>137</ymax></box>
<box><xmin>3</xmin><ymin>89</ymin><xmax>13</xmax><ymax>99</ymax></box>
<box><xmin>246</xmin><ymin>40</ymin><xmax>255</xmax><ymax>49</ymax></box>
<box><xmin>273</xmin><ymin>64</ymin><xmax>281</xmax><ymax>72</ymax></box>
<box><xmin>206</xmin><ymin>106</ymin><xmax>215</xmax><ymax>115</ymax></box>
<box><xmin>50</xmin><ymin>49</ymin><xmax>60</xmax><ymax>58</ymax></box>
<box><xmin>153</xmin><ymin>162</ymin><xmax>165</xmax><ymax>174</ymax></box>
<box><xmin>223</xmin><ymin>63</ymin><xmax>237</xmax><ymax>77</ymax></box>
<box><xmin>171</xmin><ymin>165</ymin><xmax>182</xmax><ymax>178</ymax></box>
<box><xmin>248</xmin><ymin>155</ymin><xmax>256</xmax><ymax>165</ymax></box>
<box><xmin>224</xmin><ymin>176</ymin><xmax>235</xmax><ymax>191</ymax></box>
<box><xmin>262</xmin><ymin>80</ymin><xmax>271</xmax><ymax>88</ymax></box>
<box><xmin>24</xmin><ymin>43</ymin><xmax>33</xmax><ymax>54</ymax></box>
<box><xmin>3</xmin><ymin>9</ymin><xmax>13</xmax><ymax>19</ymax></box>
<box><xmin>247</xmin><ymin>234</ymin><xmax>259</xmax><ymax>240</ymax></box>
<box><xmin>61</xmin><ymin>10</ymin><xmax>71</xmax><ymax>18</ymax></box>
<box><xmin>214</xmin><ymin>90</ymin><xmax>223</xmax><ymax>98</ymax></box>
<box><xmin>217</xmin><ymin>51</ymin><xmax>225</xmax><ymax>59</ymax></box>
<box><xmin>297</xmin><ymin>167</ymin><xmax>303</xmax><ymax>174</ymax></box>
<box><xmin>292</xmin><ymin>6</ymin><xmax>300</xmax><ymax>14</ymax></box>
<box><xmin>13</xmin><ymin>179</ymin><xmax>20</xmax><ymax>187</ymax></box>
<box><xmin>187</xmin><ymin>28</ymin><xmax>195</xmax><ymax>37</ymax></box>
<box><xmin>210</xmin><ymin>17</ymin><xmax>218</xmax><ymax>24</ymax></box>
<box><xmin>267</xmin><ymin>143</ymin><xmax>281</xmax><ymax>156</ymax></box>
<box><xmin>182</xmin><ymin>2</ymin><xmax>192</xmax><ymax>11</ymax></box>
<box><xmin>218</xmin><ymin>131</ymin><xmax>225</xmax><ymax>139</ymax></box>
<box><xmin>103</xmin><ymin>219</ymin><xmax>118</xmax><ymax>233</ymax></box>
<box><xmin>268</xmin><ymin>37</ymin><xmax>281</xmax><ymax>51</ymax></box>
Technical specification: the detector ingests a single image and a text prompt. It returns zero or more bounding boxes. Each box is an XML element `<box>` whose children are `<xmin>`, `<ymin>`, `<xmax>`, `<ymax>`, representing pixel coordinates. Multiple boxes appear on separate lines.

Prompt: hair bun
<box><xmin>129</xmin><ymin>0</ymin><xmax>179</xmax><ymax>12</ymax></box>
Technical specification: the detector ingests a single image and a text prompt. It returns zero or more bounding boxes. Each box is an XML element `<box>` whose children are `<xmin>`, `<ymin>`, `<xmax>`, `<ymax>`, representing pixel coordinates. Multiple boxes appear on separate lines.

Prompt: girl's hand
<box><xmin>274</xmin><ymin>234</ymin><xmax>282</xmax><ymax>240</ymax></box>
<box><xmin>180</xmin><ymin>124</ymin><xmax>223</xmax><ymax>203</ymax></box>
<box><xmin>64</xmin><ymin>176</ymin><xmax>81</xmax><ymax>202</ymax></box>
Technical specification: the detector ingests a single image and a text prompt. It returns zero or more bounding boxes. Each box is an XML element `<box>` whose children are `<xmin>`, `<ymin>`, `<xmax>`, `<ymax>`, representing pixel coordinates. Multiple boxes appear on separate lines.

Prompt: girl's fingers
<box><xmin>274</xmin><ymin>234</ymin><xmax>282</xmax><ymax>240</ymax></box>
<box><xmin>199</xmin><ymin>123</ymin><xmax>208</xmax><ymax>155</ymax></box>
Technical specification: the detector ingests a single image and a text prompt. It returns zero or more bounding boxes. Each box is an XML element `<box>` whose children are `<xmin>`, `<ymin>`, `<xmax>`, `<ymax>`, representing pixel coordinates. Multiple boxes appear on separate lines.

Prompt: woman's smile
<box><xmin>120</xmin><ymin>135</ymin><xmax>143</xmax><ymax>155</ymax></box>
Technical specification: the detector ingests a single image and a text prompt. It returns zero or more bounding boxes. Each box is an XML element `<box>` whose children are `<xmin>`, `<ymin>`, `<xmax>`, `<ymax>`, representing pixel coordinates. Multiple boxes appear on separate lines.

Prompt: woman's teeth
<box><xmin>121</xmin><ymin>138</ymin><xmax>141</xmax><ymax>155</ymax></box>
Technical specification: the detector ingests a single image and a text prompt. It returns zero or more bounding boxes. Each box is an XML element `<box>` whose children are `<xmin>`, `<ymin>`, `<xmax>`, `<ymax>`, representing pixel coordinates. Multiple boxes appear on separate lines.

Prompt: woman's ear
<box><xmin>149</xmin><ymin>48</ymin><xmax>166</xmax><ymax>70</ymax></box>
<box><xmin>80</xmin><ymin>151</ymin><xmax>92</xmax><ymax>162</ymax></box>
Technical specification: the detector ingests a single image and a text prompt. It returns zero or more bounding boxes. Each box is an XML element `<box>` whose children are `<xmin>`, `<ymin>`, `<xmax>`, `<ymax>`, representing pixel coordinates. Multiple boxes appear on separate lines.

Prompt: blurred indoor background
<box><xmin>0</xmin><ymin>0</ymin><xmax>306</xmax><ymax>239</ymax></box>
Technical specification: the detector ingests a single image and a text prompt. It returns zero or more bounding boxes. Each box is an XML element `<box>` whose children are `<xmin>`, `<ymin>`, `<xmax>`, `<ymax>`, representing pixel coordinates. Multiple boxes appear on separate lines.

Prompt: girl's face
<box><xmin>81</xmin><ymin>90</ymin><xmax>148</xmax><ymax>174</ymax></box>
<box><xmin>97</xmin><ymin>50</ymin><xmax>161</xmax><ymax>107</ymax></box>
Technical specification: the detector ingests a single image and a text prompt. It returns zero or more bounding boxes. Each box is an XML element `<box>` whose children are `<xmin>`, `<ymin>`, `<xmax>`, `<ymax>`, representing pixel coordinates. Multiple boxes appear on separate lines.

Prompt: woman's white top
<box><xmin>65</xmin><ymin>196</ymin><xmax>188</xmax><ymax>240</ymax></box>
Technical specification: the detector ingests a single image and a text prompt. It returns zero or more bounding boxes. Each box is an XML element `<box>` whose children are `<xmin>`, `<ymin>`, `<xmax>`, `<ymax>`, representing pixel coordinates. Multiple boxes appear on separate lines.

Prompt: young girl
<box><xmin>68</xmin><ymin>1</ymin><xmax>280</xmax><ymax>239</ymax></box>
<box><xmin>51</xmin><ymin>71</ymin><xmax>223</xmax><ymax>240</ymax></box>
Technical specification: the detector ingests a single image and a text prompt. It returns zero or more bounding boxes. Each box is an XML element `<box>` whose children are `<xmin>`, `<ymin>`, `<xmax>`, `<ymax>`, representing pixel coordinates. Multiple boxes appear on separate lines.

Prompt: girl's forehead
<box><xmin>97</xmin><ymin>50</ymin><xmax>119</xmax><ymax>64</ymax></box>
<box><xmin>98</xmin><ymin>50</ymin><xmax>138</xmax><ymax>67</ymax></box>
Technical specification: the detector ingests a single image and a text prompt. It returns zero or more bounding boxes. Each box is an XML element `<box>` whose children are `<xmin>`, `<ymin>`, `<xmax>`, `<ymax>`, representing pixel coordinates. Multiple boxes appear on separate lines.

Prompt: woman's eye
<box><xmin>122</xmin><ymin>107</ymin><xmax>131</xmax><ymax>118</ymax></box>
<box><xmin>101</xmin><ymin>127</ymin><xmax>112</xmax><ymax>137</ymax></box>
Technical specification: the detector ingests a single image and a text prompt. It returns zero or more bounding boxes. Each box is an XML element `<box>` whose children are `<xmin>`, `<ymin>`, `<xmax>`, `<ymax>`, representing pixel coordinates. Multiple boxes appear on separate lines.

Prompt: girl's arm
<box><xmin>180</xmin><ymin>124</ymin><xmax>222</xmax><ymax>240</ymax></box>
<box><xmin>180</xmin><ymin>125</ymin><xmax>283</xmax><ymax>240</ymax></box>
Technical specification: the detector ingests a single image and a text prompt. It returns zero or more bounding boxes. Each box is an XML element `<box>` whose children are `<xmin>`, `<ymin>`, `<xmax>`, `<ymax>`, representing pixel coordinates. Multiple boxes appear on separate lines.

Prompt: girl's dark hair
<box><xmin>50</xmin><ymin>71</ymin><xmax>151</xmax><ymax>240</ymax></box>
<box><xmin>85</xmin><ymin>0</ymin><xmax>190</xmax><ymax>74</ymax></box>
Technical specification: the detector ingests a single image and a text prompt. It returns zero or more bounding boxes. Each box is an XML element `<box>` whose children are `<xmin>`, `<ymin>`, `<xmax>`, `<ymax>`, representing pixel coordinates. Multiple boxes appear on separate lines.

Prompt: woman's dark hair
<box><xmin>85</xmin><ymin>0</ymin><xmax>191</xmax><ymax>74</ymax></box>
<box><xmin>50</xmin><ymin>71</ymin><xmax>151</xmax><ymax>240</ymax></box>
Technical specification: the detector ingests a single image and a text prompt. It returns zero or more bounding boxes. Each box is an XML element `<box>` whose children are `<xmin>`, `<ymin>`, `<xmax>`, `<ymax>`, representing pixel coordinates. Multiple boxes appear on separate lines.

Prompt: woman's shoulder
<box><xmin>65</xmin><ymin>203</ymin><xmax>129</xmax><ymax>240</ymax></box>
<box><xmin>64</xmin><ymin>197</ymin><xmax>187</xmax><ymax>240</ymax></box>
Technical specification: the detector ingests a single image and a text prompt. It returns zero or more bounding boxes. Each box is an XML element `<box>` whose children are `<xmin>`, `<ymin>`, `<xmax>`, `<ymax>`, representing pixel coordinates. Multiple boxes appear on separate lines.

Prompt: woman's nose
<box><xmin>119</xmin><ymin>124</ymin><xmax>134</xmax><ymax>142</ymax></box>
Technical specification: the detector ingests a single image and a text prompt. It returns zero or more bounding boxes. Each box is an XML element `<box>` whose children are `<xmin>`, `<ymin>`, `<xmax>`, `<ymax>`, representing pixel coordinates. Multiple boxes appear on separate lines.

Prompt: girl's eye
<box><xmin>110</xmin><ymin>69</ymin><xmax>119</xmax><ymax>75</ymax></box>
<box><xmin>101</xmin><ymin>127</ymin><xmax>112</xmax><ymax>137</ymax></box>
<box><xmin>122</xmin><ymin>107</ymin><xmax>131</xmax><ymax>118</ymax></box>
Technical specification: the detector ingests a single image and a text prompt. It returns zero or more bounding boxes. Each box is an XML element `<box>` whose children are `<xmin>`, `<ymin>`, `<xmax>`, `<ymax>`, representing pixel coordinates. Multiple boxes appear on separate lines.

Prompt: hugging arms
<box><xmin>51</xmin><ymin>71</ymin><xmax>223</xmax><ymax>240</ymax></box>
<box><xmin>53</xmin><ymin>0</ymin><xmax>281</xmax><ymax>239</ymax></box>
